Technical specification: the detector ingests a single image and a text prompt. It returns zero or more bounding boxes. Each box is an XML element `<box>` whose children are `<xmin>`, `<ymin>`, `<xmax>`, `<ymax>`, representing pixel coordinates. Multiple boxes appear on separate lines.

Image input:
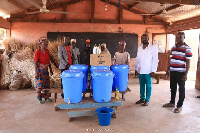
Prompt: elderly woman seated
<box><xmin>100</xmin><ymin>43</ymin><xmax>110</xmax><ymax>54</ymax></box>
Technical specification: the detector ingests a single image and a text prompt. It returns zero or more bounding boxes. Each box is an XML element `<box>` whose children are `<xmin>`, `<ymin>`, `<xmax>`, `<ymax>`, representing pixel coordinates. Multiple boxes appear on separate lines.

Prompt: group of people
<box><xmin>135</xmin><ymin>32</ymin><xmax>192</xmax><ymax>113</ymax></box>
<box><xmin>34</xmin><ymin>32</ymin><xmax>193</xmax><ymax>114</ymax></box>
<box><xmin>34</xmin><ymin>35</ymin><xmax>130</xmax><ymax>103</ymax></box>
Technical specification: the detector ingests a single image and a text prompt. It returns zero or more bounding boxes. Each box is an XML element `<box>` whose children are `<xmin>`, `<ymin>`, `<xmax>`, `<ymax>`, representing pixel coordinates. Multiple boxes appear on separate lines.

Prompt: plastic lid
<box><xmin>111</xmin><ymin>64</ymin><xmax>129</xmax><ymax>69</ymax></box>
<box><xmin>69</xmin><ymin>64</ymin><xmax>88</xmax><ymax>70</ymax></box>
<box><xmin>92</xmin><ymin>69</ymin><xmax>114</xmax><ymax>77</ymax></box>
<box><xmin>91</xmin><ymin>66</ymin><xmax>109</xmax><ymax>70</ymax></box>
<box><xmin>61</xmin><ymin>70</ymin><xmax>84</xmax><ymax>78</ymax></box>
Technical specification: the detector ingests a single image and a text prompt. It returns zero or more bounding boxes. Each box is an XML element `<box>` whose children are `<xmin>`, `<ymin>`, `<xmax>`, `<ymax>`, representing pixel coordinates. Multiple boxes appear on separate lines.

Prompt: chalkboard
<box><xmin>47</xmin><ymin>32</ymin><xmax>138</xmax><ymax>58</ymax></box>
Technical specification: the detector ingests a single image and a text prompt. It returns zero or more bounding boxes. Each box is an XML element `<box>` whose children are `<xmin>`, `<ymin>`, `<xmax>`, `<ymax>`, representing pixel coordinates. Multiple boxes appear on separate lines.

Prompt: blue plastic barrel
<box><xmin>96</xmin><ymin>107</ymin><xmax>113</xmax><ymax>126</ymax></box>
<box><xmin>90</xmin><ymin>66</ymin><xmax>110</xmax><ymax>89</ymax></box>
<box><xmin>111</xmin><ymin>65</ymin><xmax>129</xmax><ymax>91</ymax></box>
<box><xmin>90</xmin><ymin>66</ymin><xmax>110</xmax><ymax>74</ymax></box>
<box><xmin>69</xmin><ymin>64</ymin><xmax>88</xmax><ymax>92</ymax></box>
<box><xmin>92</xmin><ymin>70</ymin><xmax>114</xmax><ymax>102</ymax></box>
<box><xmin>61</xmin><ymin>70</ymin><xmax>84</xmax><ymax>103</ymax></box>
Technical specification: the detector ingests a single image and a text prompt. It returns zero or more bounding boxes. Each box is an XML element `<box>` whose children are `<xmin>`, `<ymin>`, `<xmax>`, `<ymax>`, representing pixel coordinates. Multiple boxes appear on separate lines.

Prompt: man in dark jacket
<box><xmin>80</xmin><ymin>39</ymin><xmax>92</xmax><ymax>65</ymax></box>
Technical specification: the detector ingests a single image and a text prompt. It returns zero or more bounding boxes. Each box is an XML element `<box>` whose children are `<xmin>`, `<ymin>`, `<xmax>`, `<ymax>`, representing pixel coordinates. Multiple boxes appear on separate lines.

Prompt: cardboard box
<box><xmin>90</xmin><ymin>54</ymin><xmax>111</xmax><ymax>66</ymax></box>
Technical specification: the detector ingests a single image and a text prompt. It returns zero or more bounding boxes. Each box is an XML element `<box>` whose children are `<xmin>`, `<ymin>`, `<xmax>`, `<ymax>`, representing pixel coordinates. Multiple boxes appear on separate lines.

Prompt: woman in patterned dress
<box><xmin>34</xmin><ymin>37</ymin><xmax>53</xmax><ymax>104</ymax></box>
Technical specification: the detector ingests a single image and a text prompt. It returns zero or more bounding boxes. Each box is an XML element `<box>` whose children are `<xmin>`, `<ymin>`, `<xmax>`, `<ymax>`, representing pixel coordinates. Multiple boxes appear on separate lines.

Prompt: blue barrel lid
<box><xmin>61</xmin><ymin>70</ymin><xmax>84</xmax><ymax>78</ymax></box>
<box><xmin>111</xmin><ymin>64</ymin><xmax>129</xmax><ymax>69</ymax></box>
<box><xmin>91</xmin><ymin>66</ymin><xmax>109</xmax><ymax>69</ymax></box>
<box><xmin>69</xmin><ymin>64</ymin><xmax>88</xmax><ymax>70</ymax></box>
<box><xmin>92</xmin><ymin>69</ymin><xmax>114</xmax><ymax>77</ymax></box>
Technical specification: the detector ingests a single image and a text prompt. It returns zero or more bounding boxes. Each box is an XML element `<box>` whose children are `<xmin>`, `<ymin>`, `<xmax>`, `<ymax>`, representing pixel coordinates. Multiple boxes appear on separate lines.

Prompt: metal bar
<box><xmin>57</xmin><ymin>101</ymin><xmax>123</xmax><ymax>109</ymax></box>
<box><xmin>67</xmin><ymin>108</ymin><xmax>116</xmax><ymax>118</ymax></box>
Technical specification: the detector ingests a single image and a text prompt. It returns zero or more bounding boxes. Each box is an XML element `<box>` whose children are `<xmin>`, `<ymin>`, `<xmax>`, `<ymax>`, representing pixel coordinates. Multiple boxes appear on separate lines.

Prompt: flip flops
<box><xmin>196</xmin><ymin>96</ymin><xmax>200</xmax><ymax>98</ymax></box>
<box><xmin>45</xmin><ymin>98</ymin><xmax>52</xmax><ymax>102</ymax></box>
<box><xmin>39</xmin><ymin>100</ymin><xmax>45</xmax><ymax>104</ymax></box>
<box><xmin>163</xmin><ymin>103</ymin><xmax>175</xmax><ymax>107</ymax></box>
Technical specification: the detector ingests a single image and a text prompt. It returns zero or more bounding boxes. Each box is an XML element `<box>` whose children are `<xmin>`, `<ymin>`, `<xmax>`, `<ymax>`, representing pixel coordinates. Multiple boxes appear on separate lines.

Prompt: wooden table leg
<box><xmin>156</xmin><ymin>75</ymin><xmax>160</xmax><ymax>84</ymax></box>
<box><xmin>111</xmin><ymin>113</ymin><xmax>116</xmax><ymax>118</ymax></box>
<box><xmin>54</xmin><ymin>93</ymin><xmax>57</xmax><ymax>103</ymax></box>
<box><xmin>54</xmin><ymin>93</ymin><xmax>59</xmax><ymax>111</ymax></box>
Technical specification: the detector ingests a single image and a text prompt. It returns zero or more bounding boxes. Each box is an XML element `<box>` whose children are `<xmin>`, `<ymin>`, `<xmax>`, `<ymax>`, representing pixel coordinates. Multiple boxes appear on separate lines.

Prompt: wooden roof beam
<box><xmin>48</xmin><ymin>0</ymin><xmax>55</xmax><ymax>9</ymax></box>
<box><xmin>91</xmin><ymin>0</ymin><xmax>95</xmax><ymax>22</ymax></box>
<box><xmin>133</xmin><ymin>0</ymin><xmax>197</xmax><ymax>5</ymax></box>
<box><xmin>7</xmin><ymin>0</ymin><xmax>27</xmax><ymax>13</ymax></box>
<box><xmin>128</xmin><ymin>2</ymin><xmax>140</xmax><ymax>10</ymax></box>
<box><xmin>15</xmin><ymin>0</ymin><xmax>80</xmax><ymax>15</ymax></box>
<box><xmin>100</xmin><ymin>0</ymin><xmax>165</xmax><ymax>23</ymax></box>
<box><xmin>154</xmin><ymin>4</ymin><xmax>182</xmax><ymax>15</ymax></box>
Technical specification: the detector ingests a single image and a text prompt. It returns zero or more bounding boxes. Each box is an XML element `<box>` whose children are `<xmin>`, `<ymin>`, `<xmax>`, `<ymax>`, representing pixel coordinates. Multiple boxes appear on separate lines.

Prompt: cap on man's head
<box><xmin>71</xmin><ymin>39</ymin><xmax>76</xmax><ymax>44</ymax></box>
<box><xmin>85</xmin><ymin>39</ymin><xmax>91</xmax><ymax>43</ymax></box>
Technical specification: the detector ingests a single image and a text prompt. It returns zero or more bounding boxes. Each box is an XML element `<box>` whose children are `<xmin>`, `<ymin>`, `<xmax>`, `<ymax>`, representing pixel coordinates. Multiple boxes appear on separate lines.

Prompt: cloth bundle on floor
<box><xmin>9</xmin><ymin>70</ymin><xmax>23</xmax><ymax>91</ymax></box>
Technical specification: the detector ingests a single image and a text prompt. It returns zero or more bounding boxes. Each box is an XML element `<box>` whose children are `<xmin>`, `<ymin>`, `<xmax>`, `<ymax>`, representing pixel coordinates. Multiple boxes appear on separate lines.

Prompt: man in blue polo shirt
<box><xmin>163</xmin><ymin>32</ymin><xmax>192</xmax><ymax>113</ymax></box>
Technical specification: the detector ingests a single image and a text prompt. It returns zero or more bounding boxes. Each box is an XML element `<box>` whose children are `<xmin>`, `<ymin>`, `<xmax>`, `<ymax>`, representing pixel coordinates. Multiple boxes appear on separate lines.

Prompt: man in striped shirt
<box><xmin>163</xmin><ymin>32</ymin><xmax>192</xmax><ymax>113</ymax></box>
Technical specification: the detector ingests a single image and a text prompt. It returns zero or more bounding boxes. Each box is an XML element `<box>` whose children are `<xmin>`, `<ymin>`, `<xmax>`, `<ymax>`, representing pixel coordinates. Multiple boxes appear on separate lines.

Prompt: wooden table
<box><xmin>56</xmin><ymin>97</ymin><xmax>123</xmax><ymax>121</ymax></box>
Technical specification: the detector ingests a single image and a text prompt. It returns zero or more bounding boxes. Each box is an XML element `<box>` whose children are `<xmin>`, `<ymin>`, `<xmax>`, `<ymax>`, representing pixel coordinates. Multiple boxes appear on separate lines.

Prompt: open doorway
<box><xmin>0</xmin><ymin>28</ymin><xmax>6</xmax><ymax>54</ymax></box>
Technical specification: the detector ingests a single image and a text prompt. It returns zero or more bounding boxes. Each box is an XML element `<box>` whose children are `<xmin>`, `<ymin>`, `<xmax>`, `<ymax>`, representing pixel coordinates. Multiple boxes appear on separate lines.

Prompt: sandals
<box><xmin>39</xmin><ymin>99</ymin><xmax>45</xmax><ymax>104</ymax></box>
<box><xmin>163</xmin><ymin>103</ymin><xmax>175</xmax><ymax>107</ymax></box>
<box><xmin>173</xmin><ymin>107</ymin><xmax>182</xmax><ymax>113</ymax></box>
<box><xmin>196</xmin><ymin>96</ymin><xmax>200</xmax><ymax>98</ymax></box>
<box><xmin>136</xmin><ymin>99</ymin><xmax>145</xmax><ymax>104</ymax></box>
<box><xmin>38</xmin><ymin>98</ymin><xmax>52</xmax><ymax>104</ymax></box>
<box><xmin>45</xmin><ymin>98</ymin><xmax>52</xmax><ymax>102</ymax></box>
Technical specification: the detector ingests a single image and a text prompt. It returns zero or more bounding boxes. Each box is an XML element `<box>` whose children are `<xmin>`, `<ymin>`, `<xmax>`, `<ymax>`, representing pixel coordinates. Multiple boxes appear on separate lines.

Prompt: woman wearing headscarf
<box><xmin>113</xmin><ymin>41</ymin><xmax>130</xmax><ymax>66</ymax></box>
<box><xmin>100</xmin><ymin>43</ymin><xmax>110</xmax><ymax>54</ymax></box>
<box><xmin>34</xmin><ymin>37</ymin><xmax>53</xmax><ymax>104</ymax></box>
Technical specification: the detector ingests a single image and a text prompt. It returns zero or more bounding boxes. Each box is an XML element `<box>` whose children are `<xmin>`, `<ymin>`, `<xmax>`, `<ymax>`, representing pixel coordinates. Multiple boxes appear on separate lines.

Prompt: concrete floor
<box><xmin>1</xmin><ymin>78</ymin><xmax>200</xmax><ymax>133</ymax></box>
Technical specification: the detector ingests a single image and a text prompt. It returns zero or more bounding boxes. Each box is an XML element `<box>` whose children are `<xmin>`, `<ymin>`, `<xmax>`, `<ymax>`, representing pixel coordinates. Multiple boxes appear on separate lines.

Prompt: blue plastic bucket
<box><xmin>69</xmin><ymin>64</ymin><xmax>88</xmax><ymax>92</ymax></box>
<box><xmin>96</xmin><ymin>107</ymin><xmax>113</xmax><ymax>126</ymax></box>
<box><xmin>111</xmin><ymin>65</ymin><xmax>129</xmax><ymax>91</ymax></box>
<box><xmin>92</xmin><ymin>69</ymin><xmax>114</xmax><ymax>102</ymax></box>
<box><xmin>61</xmin><ymin>70</ymin><xmax>84</xmax><ymax>103</ymax></box>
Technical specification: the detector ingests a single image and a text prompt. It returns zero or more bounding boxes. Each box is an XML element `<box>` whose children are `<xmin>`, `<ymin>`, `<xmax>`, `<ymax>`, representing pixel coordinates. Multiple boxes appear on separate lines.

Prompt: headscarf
<box><xmin>101</xmin><ymin>43</ymin><xmax>110</xmax><ymax>54</ymax></box>
<box><xmin>101</xmin><ymin>43</ymin><xmax>107</xmax><ymax>48</ymax></box>
<box><xmin>38</xmin><ymin>37</ymin><xmax>48</xmax><ymax>45</ymax></box>
<box><xmin>118</xmin><ymin>41</ymin><xmax>126</xmax><ymax>48</ymax></box>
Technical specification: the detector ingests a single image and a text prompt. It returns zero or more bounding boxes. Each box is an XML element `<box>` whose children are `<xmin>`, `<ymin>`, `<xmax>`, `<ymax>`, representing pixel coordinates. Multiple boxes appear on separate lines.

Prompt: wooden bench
<box><xmin>129</xmin><ymin>70</ymin><xmax>135</xmax><ymax>79</ymax></box>
<box><xmin>56</xmin><ymin>97</ymin><xmax>123</xmax><ymax>121</ymax></box>
<box><xmin>155</xmin><ymin>71</ymin><xmax>166</xmax><ymax>84</ymax></box>
<box><xmin>44</xmin><ymin>87</ymin><xmax>131</xmax><ymax>111</ymax></box>
<box><xmin>128</xmin><ymin>70</ymin><xmax>166</xmax><ymax>84</ymax></box>
<box><xmin>44</xmin><ymin>88</ymin><xmax>131</xmax><ymax>121</ymax></box>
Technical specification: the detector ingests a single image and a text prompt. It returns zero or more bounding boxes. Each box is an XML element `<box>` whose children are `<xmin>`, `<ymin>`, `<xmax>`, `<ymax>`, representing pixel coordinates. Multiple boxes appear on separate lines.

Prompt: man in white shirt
<box><xmin>135</xmin><ymin>34</ymin><xmax>158</xmax><ymax>106</ymax></box>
